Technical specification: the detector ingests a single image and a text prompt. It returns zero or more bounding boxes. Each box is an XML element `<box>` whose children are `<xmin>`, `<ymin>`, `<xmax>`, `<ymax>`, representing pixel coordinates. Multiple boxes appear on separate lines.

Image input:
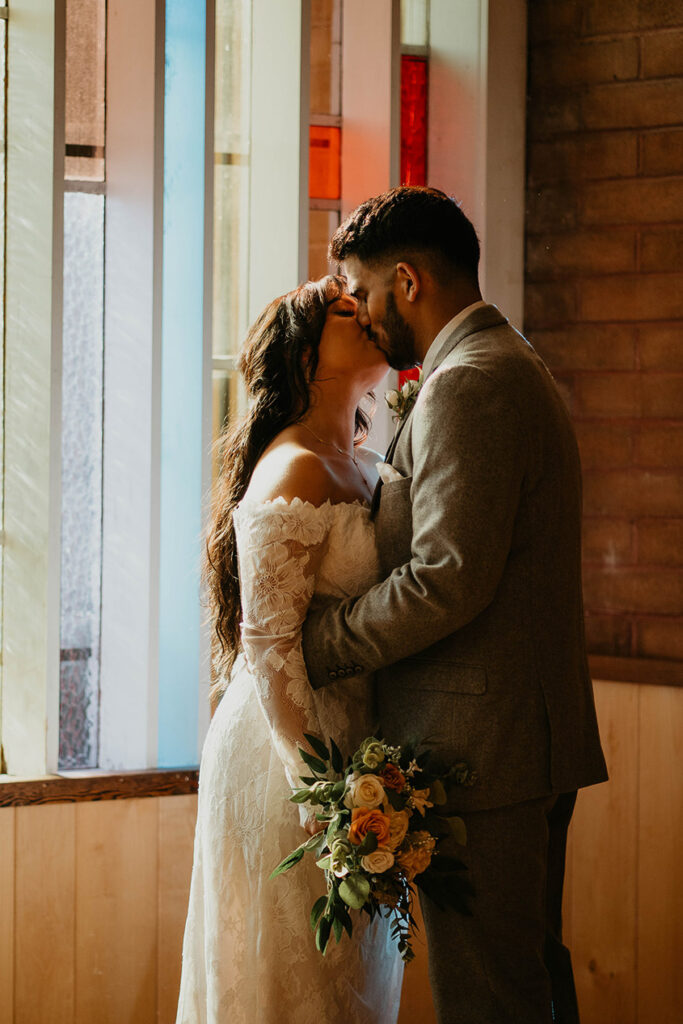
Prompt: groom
<box><xmin>302</xmin><ymin>186</ymin><xmax>607</xmax><ymax>1024</ymax></box>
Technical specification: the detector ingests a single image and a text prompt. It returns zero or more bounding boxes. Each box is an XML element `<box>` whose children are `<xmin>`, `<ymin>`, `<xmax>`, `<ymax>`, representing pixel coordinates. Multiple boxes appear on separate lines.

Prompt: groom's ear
<box><xmin>394</xmin><ymin>262</ymin><xmax>421</xmax><ymax>304</ymax></box>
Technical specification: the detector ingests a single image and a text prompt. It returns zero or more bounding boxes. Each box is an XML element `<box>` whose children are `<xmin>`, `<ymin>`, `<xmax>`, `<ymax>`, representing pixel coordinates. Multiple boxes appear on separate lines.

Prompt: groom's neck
<box><xmin>414</xmin><ymin>280</ymin><xmax>483</xmax><ymax>362</ymax></box>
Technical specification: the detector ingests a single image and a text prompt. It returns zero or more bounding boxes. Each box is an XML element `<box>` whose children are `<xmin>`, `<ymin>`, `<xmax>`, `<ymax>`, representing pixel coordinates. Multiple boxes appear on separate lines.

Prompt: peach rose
<box><xmin>396</xmin><ymin>831</ymin><xmax>436</xmax><ymax>881</ymax></box>
<box><xmin>361</xmin><ymin>847</ymin><xmax>395</xmax><ymax>874</ymax></box>
<box><xmin>381</xmin><ymin>763</ymin><xmax>406</xmax><ymax>792</ymax></box>
<box><xmin>348</xmin><ymin>807</ymin><xmax>391</xmax><ymax>847</ymax></box>
<box><xmin>385</xmin><ymin>807</ymin><xmax>410</xmax><ymax>852</ymax></box>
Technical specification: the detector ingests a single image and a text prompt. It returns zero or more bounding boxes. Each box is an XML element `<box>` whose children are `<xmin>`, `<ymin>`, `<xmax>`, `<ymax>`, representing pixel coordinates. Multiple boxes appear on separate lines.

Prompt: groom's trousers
<box><xmin>419</xmin><ymin>791</ymin><xmax>579</xmax><ymax>1024</ymax></box>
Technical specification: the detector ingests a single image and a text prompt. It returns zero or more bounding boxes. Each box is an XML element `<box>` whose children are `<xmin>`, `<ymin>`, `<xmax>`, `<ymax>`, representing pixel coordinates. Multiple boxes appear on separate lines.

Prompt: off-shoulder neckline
<box><xmin>235</xmin><ymin>495</ymin><xmax>370</xmax><ymax>514</ymax></box>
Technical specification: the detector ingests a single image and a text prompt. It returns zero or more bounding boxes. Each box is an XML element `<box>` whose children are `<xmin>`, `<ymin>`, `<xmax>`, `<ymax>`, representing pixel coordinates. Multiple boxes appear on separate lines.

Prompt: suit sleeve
<box><xmin>301</xmin><ymin>363</ymin><xmax>527</xmax><ymax>688</ymax></box>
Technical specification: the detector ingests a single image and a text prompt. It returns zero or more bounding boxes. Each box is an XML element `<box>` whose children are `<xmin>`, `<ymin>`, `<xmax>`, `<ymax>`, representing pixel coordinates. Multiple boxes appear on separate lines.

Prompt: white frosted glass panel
<box><xmin>59</xmin><ymin>191</ymin><xmax>104</xmax><ymax>769</ymax></box>
<box><xmin>0</xmin><ymin>12</ymin><xmax>6</xmax><ymax>663</ymax></box>
<box><xmin>401</xmin><ymin>0</ymin><xmax>429</xmax><ymax>46</ymax></box>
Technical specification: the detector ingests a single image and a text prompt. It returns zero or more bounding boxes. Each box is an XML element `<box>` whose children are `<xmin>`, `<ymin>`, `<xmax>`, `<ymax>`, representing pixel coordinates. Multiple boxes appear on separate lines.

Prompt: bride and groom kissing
<box><xmin>176</xmin><ymin>186</ymin><xmax>607</xmax><ymax>1024</ymax></box>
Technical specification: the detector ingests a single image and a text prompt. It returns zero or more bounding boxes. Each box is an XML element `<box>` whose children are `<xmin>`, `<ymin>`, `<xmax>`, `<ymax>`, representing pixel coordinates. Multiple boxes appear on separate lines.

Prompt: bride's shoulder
<box><xmin>244</xmin><ymin>438</ymin><xmax>334</xmax><ymax>509</ymax></box>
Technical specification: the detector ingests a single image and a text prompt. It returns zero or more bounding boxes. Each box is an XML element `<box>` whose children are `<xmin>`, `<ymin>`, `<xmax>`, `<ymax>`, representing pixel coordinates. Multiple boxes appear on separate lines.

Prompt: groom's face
<box><xmin>343</xmin><ymin>256</ymin><xmax>420</xmax><ymax>372</ymax></box>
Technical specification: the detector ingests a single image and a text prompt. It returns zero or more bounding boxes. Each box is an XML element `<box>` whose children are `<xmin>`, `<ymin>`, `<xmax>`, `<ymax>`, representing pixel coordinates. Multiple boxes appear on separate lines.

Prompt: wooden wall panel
<box><xmin>565</xmin><ymin>681</ymin><xmax>639</xmax><ymax>1024</ymax></box>
<box><xmin>637</xmin><ymin>685</ymin><xmax>683</xmax><ymax>1024</ymax></box>
<box><xmin>157</xmin><ymin>793</ymin><xmax>197</xmax><ymax>1023</ymax></box>
<box><xmin>0</xmin><ymin>807</ymin><xmax>16</xmax><ymax>1023</ymax></box>
<box><xmin>75</xmin><ymin>798</ymin><xmax>159</xmax><ymax>1024</ymax></box>
<box><xmin>14</xmin><ymin>803</ymin><xmax>76</xmax><ymax>1024</ymax></box>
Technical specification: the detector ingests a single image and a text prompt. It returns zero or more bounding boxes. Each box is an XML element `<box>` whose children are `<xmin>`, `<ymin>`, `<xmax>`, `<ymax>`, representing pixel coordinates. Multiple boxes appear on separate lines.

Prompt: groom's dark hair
<box><xmin>329</xmin><ymin>185</ymin><xmax>480</xmax><ymax>284</ymax></box>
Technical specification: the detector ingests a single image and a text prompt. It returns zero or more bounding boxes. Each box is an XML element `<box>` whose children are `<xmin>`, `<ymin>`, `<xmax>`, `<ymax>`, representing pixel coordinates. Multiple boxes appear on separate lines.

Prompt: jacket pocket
<box><xmin>404</xmin><ymin>658</ymin><xmax>488</xmax><ymax>695</ymax></box>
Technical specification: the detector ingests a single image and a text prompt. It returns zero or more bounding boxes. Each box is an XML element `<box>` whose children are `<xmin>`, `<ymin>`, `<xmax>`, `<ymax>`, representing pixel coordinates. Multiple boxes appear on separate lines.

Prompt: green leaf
<box><xmin>289</xmin><ymin>789</ymin><xmax>312</xmax><ymax>804</ymax></box>
<box><xmin>298</xmin><ymin>747</ymin><xmax>328</xmax><ymax>775</ymax></box>
<box><xmin>330</xmin><ymin>779</ymin><xmax>347</xmax><ymax>802</ymax></box>
<box><xmin>299</xmin><ymin>775</ymin><xmax>317</xmax><ymax>785</ymax></box>
<box><xmin>445</xmin><ymin>815</ymin><xmax>467</xmax><ymax>846</ymax></box>
<box><xmin>304</xmin><ymin>832</ymin><xmax>325</xmax><ymax>852</ymax></box>
<box><xmin>339</xmin><ymin>873</ymin><xmax>371</xmax><ymax>910</ymax></box>
<box><xmin>430</xmin><ymin>779</ymin><xmax>448</xmax><ymax>805</ymax></box>
<box><xmin>316</xmin><ymin>915</ymin><xmax>331</xmax><ymax>954</ymax></box>
<box><xmin>329</xmin><ymin>736</ymin><xmax>345</xmax><ymax>773</ymax></box>
<box><xmin>358</xmin><ymin>831</ymin><xmax>378</xmax><ymax>855</ymax></box>
<box><xmin>269</xmin><ymin>846</ymin><xmax>305</xmax><ymax>879</ymax></box>
<box><xmin>316</xmin><ymin>855</ymin><xmax>332</xmax><ymax>870</ymax></box>
<box><xmin>310</xmin><ymin>895</ymin><xmax>327</xmax><ymax>930</ymax></box>
<box><xmin>332</xmin><ymin>915</ymin><xmax>343</xmax><ymax>943</ymax></box>
<box><xmin>303</xmin><ymin>733</ymin><xmax>330</xmax><ymax>763</ymax></box>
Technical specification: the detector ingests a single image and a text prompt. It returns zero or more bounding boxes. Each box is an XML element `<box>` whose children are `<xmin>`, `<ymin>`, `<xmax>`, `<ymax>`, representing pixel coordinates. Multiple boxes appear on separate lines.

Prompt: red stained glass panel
<box><xmin>398</xmin><ymin>367</ymin><xmax>421</xmax><ymax>388</ymax></box>
<box><xmin>309</xmin><ymin>124</ymin><xmax>341</xmax><ymax>200</ymax></box>
<box><xmin>400</xmin><ymin>55</ymin><xmax>428</xmax><ymax>186</ymax></box>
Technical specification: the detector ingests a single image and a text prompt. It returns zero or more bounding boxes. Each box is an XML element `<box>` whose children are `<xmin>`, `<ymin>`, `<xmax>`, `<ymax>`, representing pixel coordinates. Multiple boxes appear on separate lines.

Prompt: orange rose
<box><xmin>396</xmin><ymin>831</ymin><xmax>436</xmax><ymax>881</ymax></box>
<box><xmin>385</xmin><ymin>807</ymin><xmax>410</xmax><ymax>852</ymax></box>
<box><xmin>381</xmin><ymin>762</ymin><xmax>406</xmax><ymax>792</ymax></box>
<box><xmin>348</xmin><ymin>807</ymin><xmax>391</xmax><ymax>847</ymax></box>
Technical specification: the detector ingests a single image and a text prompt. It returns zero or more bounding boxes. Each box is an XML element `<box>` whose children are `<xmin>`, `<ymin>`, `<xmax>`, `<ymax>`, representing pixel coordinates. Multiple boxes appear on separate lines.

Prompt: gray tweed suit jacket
<box><xmin>302</xmin><ymin>304</ymin><xmax>607</xmax><ymax>812</ymax></box>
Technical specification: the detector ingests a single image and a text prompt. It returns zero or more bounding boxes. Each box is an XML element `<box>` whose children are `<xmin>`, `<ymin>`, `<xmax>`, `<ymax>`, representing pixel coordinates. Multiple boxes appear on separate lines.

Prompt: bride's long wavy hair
<box><xmin>205</xmin><ymin>275</ymin><xmax>372</xmax><ymax>713</ymax></box>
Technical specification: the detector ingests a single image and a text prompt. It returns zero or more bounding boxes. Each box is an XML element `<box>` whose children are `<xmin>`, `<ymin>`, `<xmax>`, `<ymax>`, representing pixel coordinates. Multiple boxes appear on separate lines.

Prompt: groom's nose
<box><xmin>355</xmin><ymin>302</ymin><xmax>370</xmax><ymax>328</ymax></box>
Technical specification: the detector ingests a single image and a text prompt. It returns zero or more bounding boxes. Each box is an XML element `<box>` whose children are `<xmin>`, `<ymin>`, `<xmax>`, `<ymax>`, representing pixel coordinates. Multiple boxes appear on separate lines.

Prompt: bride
<box><xmin>176</xmin><ymin>276</ymin><xmax>404</xmax><ymax>1023</ymax></box>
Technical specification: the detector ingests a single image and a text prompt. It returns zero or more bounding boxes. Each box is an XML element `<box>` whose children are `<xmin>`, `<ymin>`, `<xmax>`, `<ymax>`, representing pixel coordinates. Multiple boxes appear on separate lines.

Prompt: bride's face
<box><xmin>314</xmin><ymin>293</ymin><xmax>389</xmax><ymax>388</ymax></box>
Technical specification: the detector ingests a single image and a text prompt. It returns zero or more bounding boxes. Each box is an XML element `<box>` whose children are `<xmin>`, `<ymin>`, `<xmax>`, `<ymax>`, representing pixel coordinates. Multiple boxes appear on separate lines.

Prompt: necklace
<box><xmin>300</xmin><ymin>421</ymin><xmax>372</xmax><ymax>494</ymax></box>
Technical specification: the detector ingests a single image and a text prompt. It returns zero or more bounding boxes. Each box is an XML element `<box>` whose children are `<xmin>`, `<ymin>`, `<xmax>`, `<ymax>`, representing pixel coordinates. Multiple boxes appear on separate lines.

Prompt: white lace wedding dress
<box><xmin>176</xmin><ymin>498</ymin><xmax>404</xmax><ymax>1024</ymax></box>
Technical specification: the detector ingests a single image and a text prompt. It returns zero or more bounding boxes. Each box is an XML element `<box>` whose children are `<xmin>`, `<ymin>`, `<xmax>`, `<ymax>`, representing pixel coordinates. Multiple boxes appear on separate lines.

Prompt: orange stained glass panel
<box><xmin>309</xmin><ymin>125</ymin><xmax>341</xmax><ymax>200</ymax></box>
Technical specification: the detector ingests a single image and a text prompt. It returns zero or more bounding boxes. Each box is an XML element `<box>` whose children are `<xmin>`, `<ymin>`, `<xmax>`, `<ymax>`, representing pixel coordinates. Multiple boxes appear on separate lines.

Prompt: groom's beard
<box><xmin>370</xmin><ymin>291</ymin><xmax>420</xmax><ymax>372</ymax></box>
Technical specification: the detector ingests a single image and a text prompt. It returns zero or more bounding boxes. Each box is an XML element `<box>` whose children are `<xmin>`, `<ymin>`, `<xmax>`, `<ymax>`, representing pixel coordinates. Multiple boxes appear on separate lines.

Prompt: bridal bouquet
<box><xmin>271</xmin><ymin>734</ymin><xmax>476</xmax><ymax>961</ymax></box>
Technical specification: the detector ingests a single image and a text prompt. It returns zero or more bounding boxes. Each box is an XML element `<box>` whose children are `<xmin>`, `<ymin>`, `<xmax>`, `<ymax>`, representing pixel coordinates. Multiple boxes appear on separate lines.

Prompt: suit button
<box><xmin>328</xmin><ymin>670</ymin><xmax>337</xmax><ymax>680</ymax></box>
<box><xmin>354</xmin><ymin>665</ymin><xmax>363</xmax><ymax>674</ymax></box>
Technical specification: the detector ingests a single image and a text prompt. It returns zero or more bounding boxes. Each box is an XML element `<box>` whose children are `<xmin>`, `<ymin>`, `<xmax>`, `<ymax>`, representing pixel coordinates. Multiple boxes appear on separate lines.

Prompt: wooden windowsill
<box><xmin>589</xmin><ymin>655</ymin><xmax>683</xmax><ymax>688</ymax></box>
<box><xmin>0</xmin><ymin>767</ymin><xmax>199</xmax><ymax>807</ymax></box>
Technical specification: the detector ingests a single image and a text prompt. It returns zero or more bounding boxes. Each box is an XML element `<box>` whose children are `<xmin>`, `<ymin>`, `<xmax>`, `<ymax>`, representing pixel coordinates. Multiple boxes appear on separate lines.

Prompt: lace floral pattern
<box><xmin>176</xmin><ymin>499</ymin><xmax>403</xmax><ymax>1024</ymax></box>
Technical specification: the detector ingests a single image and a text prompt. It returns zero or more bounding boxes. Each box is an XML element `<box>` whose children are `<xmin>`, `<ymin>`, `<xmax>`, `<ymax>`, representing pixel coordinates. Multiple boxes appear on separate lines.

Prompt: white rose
<box><xmin>361</xmin><ymin>847</ymin><xmax>395</xmax><ymax>874</ymax></box>
<box><xmin>402</xmin><ymin>379</ymin><xmax>420</xmax><ymax>398</ymax></box>
<box><xmin>385</xmin><ymin>389</ymin><xmax>399</xmax><ymax>409</ymax></box>
<box><xmin>344</xmin><ymin>772</ymin><xmax>386</xmax><ymax>810</ymax></box>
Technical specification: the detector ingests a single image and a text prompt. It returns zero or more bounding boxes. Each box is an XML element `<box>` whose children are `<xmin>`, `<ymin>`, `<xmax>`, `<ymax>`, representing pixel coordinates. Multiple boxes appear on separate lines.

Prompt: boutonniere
<box><xmin>384</xmin><ymin>371</ymin><xmax>424</xmax><ymax>423</ymax></box>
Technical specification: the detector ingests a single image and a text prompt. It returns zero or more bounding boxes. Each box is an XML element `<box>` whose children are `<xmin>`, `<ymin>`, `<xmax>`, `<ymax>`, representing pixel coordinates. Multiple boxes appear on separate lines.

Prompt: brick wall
<box><xmin>525</xmin><ymin>0</ymin><xmax>683</xmax><ymax>662</ymax></box>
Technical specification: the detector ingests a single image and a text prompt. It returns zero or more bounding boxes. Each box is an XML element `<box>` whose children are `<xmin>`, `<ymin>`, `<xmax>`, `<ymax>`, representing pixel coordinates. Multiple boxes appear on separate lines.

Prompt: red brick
<box><xmin>575</xmin><ymin>372</ymin><xmax>641</xmax><ymax>416</ymax></box>
<box><xmin>584</xmin><ymin>612</ymin><xmax>634</xmax><ymax>656</ymax></box>
<box><xmin>530</xmin><ymin>38</ymin><xmax>639</xmax><ymax>89</ymax></box>
<box><xmin>583</xmin><ymin>0</ymin><xmax>683</xmax><ymax>35</ymax></box>
<box><xmin>583</xmin><ymin>468</ymin><xmax>683</xmax><ymax>516</ymax></box>
<box><xmin>532</xmin><ymin>325</ymin><xmax>636</xmax><ymax>371</ymax></box>
<box><xmin>580</xmin><ymin>274</ymin><xmax>683</xmax><ymax>321</ymax></box>
<box><xmin>635</xmin><ymin>616</ymin><xmax>683</xmax><ymax>659</ymax></box>
<box><xmin>581</xmin><ymin>79</ymin><xmax>683</xmax><ymax>130</ymax></box>
<box><xmin>637</xmin><ymin>518</ymin><xmax>683</xmax><ymax>565</ymax></box>
<box><xmin>640</xmin><ymin>373</ymin><xmax>683</xmax><ymax>416</ymax></box>
<box><xmin>528</xmin><ymin>133</ymin><xmax>638</xmax><ymax>185</ymax></box>
<box><xmin>634</xmin><ymin>423</ymin><xmax>683</xmax><ymax>466</ymax></box>
<box><xmin>552</xmin><ymin>373</ymin><xmax>576</xmax><ymax>414</ymax></box>
<box><xmin>642</xmin><ymin>28</ymin><xmax>683</xmax><ymax>78</ymax></box>
<box><xmin>640</xmin><ymin>129</ymin><xmax>683</xmax><ymax>176</ymax></box>
<box><xmin>583</xmin><ymin>516</ymin><xmax>634</xmax><ymax>562</ymax></box>
<box><xmin>524</xmin><ymin>280</ymin><xmax>578</xmax><ymax>329</ymax></box>
<box><xmin>640</xmin><ymin>228</ymin><xmax>683</xmax><ymax>272</ymax></box>
<box><xmin>527</xmin><ymin>94</ymin><xmax>583</xmax><ymax>140</ymax></box>
<box><xmin>582</xmin><ymin>566</ymin><xmax>683</xmax><ymax>615</ymax></box>
<box><xmin>582</xmin><ymin>178</ymin><xmax>683</xmax><ymax>226</ymax></box>
<box><xmin>527</xmin><ymin>229</ymin><xmax>637</xmax><ymax>278</ymax></box>
<box><xmin>637</xmin><ymin>323</ymin><xmax>683</xmax><ymax>369</ymax></box>
<box><xmin>529</xmin><ymin>0</ymin><xmax>583</xmax><ymax>45</ymax></box>
<box><xmin>526</xmin><ymin>185</ymin><xmax>579</xmax><ymax>233</ymax></box>
<box><xmin>575</xmin><ymin>422</ymin><xmax>634</xmax><ymax>467</ymax></box>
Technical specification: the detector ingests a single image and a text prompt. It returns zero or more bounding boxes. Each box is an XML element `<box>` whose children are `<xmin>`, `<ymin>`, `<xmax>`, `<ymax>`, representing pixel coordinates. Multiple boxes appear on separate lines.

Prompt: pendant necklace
<box><xmin>299</xmin><ymin>421</ymin><xmax>372</xmax><ymax>496</ymax></box>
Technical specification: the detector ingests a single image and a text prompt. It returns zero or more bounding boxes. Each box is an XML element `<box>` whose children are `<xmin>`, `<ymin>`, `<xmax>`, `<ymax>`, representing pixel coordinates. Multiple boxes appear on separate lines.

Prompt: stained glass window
<box><xmin>400</xmin><ymin>55</ymin><xmax>428</xmax><ymax>186</ymax></box>
<box><xmin>401</xmin><ymin>0</ymin><xmax>429</xmax><ymax>47</ymax></box>
<box><xmin>65</xmin><ymin>0</ymin><xmax>106</xmax><ymax>181</ymax></box>
<box><xmin>309</xmin><ymin>0</ymin><xmax>342</xmax><ymax>279</ymax></box>
<box><xmin>309</xmin><ymin>125</ymin><xmax>341</xmax><ymax>200</ymax></box>
<box><xmin>0</xmin><ymin>2</ymin><xmax>7</xmax><ymax>706</ymax></box>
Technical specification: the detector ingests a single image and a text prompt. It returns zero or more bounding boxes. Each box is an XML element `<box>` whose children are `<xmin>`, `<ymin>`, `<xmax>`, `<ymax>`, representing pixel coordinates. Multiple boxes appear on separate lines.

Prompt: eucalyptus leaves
<box><xmin>270</xmin><ymin>733</ymin><xmax>476</xmax><ymax>961</ymax></box>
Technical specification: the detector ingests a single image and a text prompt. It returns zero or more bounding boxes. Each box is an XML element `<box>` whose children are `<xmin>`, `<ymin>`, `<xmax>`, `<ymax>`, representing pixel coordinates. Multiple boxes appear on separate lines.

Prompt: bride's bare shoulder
<box><xmin>244</xmin><ymin>436</ymin><xmax>334</xmax><ymax>508</ymax></box>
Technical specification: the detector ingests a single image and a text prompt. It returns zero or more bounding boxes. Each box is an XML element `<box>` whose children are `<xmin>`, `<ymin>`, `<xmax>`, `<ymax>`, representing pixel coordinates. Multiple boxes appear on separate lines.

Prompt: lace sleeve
<box><xmin>233</xmin><ymin>499</ymin><xmax>332</xmax><ymax>795</ymax></box>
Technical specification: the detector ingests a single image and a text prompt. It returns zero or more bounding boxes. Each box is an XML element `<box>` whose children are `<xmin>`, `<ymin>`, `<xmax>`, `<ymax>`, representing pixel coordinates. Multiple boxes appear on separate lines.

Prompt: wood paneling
<box><xmin>0</xmin><ymin>807</ymin><xmax>15</xmax><ymax>1023</ymax></box>
<box><xmin>15</xmin><ymin>803</ymin><xmax>76</xmax><ymax>1024</ymax></box>
<box><xmin>157</xmin><ymin>794</ymin><xmax>196</xmax><ymax>1023</ymax></box>
<box><xmin>75</xmin><ymin>799</ymin><xmax>158</xmax><ymax>1024</ymax></box>
<box><xmin>637</xmin><ymin>685</ymin><xmax>683</xmax><ymax>1024</ymax></box>
<box><xmin>566</xmin><ymin>681</ymin><xmax>639</xmax><ymax>1024</ymax></box>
